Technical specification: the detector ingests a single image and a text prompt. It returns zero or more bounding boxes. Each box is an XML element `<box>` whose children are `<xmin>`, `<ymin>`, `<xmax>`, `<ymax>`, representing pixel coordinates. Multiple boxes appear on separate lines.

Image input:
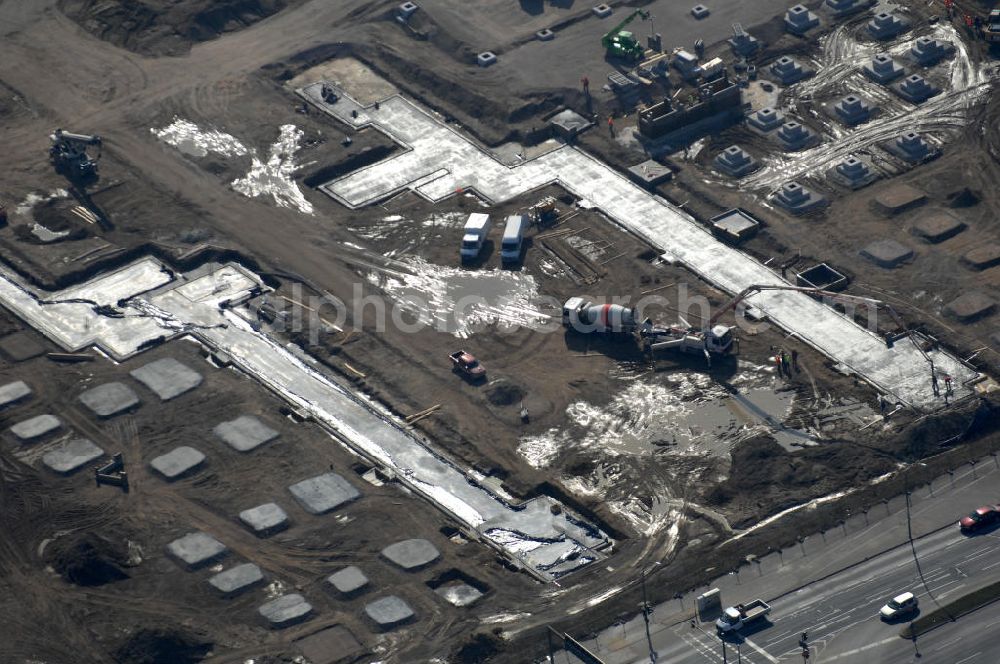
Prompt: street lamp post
<box><xmin>640</xmin><ymin>562</ymin><xmax>661</xmax><ymax>663</ymax></box>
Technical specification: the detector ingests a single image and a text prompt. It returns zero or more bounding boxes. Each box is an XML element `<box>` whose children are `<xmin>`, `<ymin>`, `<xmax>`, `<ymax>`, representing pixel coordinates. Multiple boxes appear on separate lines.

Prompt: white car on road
<box><xmin>880</xmin><ymin>592</ymin><xmax>918</xmax><ymax>620</ymax></box>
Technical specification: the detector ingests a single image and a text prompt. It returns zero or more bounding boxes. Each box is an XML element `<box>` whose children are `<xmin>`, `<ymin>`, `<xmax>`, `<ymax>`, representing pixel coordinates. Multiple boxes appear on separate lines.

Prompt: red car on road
<box><xmin>959</xmin><ymin>505</ymin><xmax>1000</xmax><ymax>532</ymax></box>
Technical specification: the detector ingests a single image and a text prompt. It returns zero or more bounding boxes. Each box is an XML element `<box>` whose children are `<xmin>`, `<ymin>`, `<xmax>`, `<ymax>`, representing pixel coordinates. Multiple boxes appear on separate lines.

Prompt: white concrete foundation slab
<box><xmin>78</xmin><ymin>381</ymin><xmax>140</xmax><ymax>418</ymax></box>
<box><xmin>301</xmin><ymin>82</ymin><xmax>978</xmax><ymax>411</ymax></box>
<box><xmin>288</xmin><ymin>472</ymin><xmax>361</xmax><ymax>514</ymax></box>
<box><xmin>42</xmin><ymin>438</ymin><xmax>104</xmax><ymax>474</ymax></box>
<box><xmin>150</xmin><ymin>446</ymin><xmax>205</xmax><ymax>480</ymax></box>
<box><xmin>435</xmin><ymin>582</ymin><xmax>484</xmax><ymax>607</ymax></box>
<box><xmin>259</xmin><ymin>594</ymin><xmax>313</xmax><ymax>627</ymax></box>
<box><xmin>166</xmin><ymin>531</ymin><xmax>228</xmax><ymax>569</ymax></box>
<box><xmin>130</xmin><ymin>358</ymin><xmax>203</xmax><ymax>401</ymax></box>
<box><xmin>239</xmin><ymin>502</ymin><xmax>289</xmax><ymax>536</ymax></box>
<box><xmin>0</xmin><ymin>380</ymin><xmax>31</xmax><ymax>408</ymax></box>
<box><xmin>214</xmin><ymin>415</ymin><xmax>278</xmax><ymax>452</ymax></box>
<box><xmin>364</xmin><ymin>595</ymin><xmax>415</xmax><ymax>628</ymax></box>
<box><xmin>327</xmin><ymin>566</ymin><xmax>369</xmax><ymax>594</ymax></box>
<box><xmin>10</xmin><ymin>414</ymin><xmax>60</xmax><ymax>441</ymax></box>
<box><xmin>381</xmin><ymin>538</ymin><xmax>441</xmax><ymax>570</ymax></box>
<box><xmin>209</xmin><ymin>563</ymin><xmax>264</xmax><ymax>595</ymax></box>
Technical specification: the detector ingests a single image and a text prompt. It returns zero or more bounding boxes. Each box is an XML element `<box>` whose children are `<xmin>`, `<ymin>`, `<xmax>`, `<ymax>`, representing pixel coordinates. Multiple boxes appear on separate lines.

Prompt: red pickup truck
<box><xmin>449</xmin><ymin>350</ymin><xmax>486</xmax><ymax>379</ymax></box>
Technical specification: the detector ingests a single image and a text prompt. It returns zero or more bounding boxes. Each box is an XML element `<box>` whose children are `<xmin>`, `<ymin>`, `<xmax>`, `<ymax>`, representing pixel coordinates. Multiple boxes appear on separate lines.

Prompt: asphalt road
<box><xmin>652</xmin><ymin>524</ymin><xmax>1000</xmax><ymax>663</ymax></box>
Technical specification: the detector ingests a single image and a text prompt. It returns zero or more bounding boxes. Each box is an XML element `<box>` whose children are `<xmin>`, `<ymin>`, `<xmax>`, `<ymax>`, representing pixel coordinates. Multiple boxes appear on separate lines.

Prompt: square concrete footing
<box><xmin>832</xmin><ymin>95</ymin><xmax>872</xmax><ymax>126</ymax></box>
<box><xmin>259</xmin><ymin>594</ymin><xmax>313</xmax><ymax>628</ymax></box>
<box><xmin>911</xmin><ymin>36</ymin><xmax>953</xmax><ymax>66</ymax></box>
<box><xmin>873</xmin><ymin>184</ymin><xmax>926</xmax><ymax>214</ymax></box>
<box><xmin>150</xmin><ymin>446</ymin><xmax>205</xmax><ymax>480</ymax></box>
<box><xmin>863</xmin><ymin>53</ymin><xmax>905</xmax><ymax>84</ymax></box>
<box><xmin>894</xmin><ymin>74</ymin><xmax>939</xmax><ymax>103</ymax></box>
<box><xmin>209</xmin><ymin>563</ymin><xmax>264</xmax><ymax>596</ymax></box>
<box><xmin>829</xmin><ymin>155</ymin><xmax>877</xmax><ymax>189</ymax></box>
<box><xmin>79</xmin><ymin>382</ymin><xmax>140</xmax><ymax>418</ymax></box>
<box><xmin>434</xmin><ymin>582</ymin><xmax>484</xmax><ymax>607</ymax></box>
<box><xmin>10</xmin><ymin>414</ymin><xmax>61</xmax><ymax>442</ymax></box>
<box><xmin>691</xmin><ymin>4</ymin><xmax>710</xmax><ymax>19</ymax></box>
<box><xmin>214</xmin><ymin>415</ymin><xmax>278</xmax><ymax>452</ymax></box>
<box><xmin>476</xmin><ymin>52</ymin><xmax>497</xmax><ymax>67</ymax></box>
<box><xmin>288</xmin><ymin>472</ymin><xmax>361</xmax><ymax>514</ymax></box>
<box><xmin>775</xmin><ymin>121</ymin><xmax>818</xmax><ymax>151</ymax></box>
<box><xmin>167</xmin><ymin>531</ymin><xmax>228</xmax><ymax>569</ymax></box>
<box><xmin>710</xmin><ymin>209</ymin><xmax>760</xmax><ymax>242</ymax></box>
<box><xmin>549</xmin><ymin>109</ymin><xmax>591</xmax><ymax>139</ymax></box>
<box><xmin>239</xmin><ymin>502</ymin><xmax>289</xmax><ymax>536</ymax></box>
<box><xmin>364</xmin><ymin>595</ymin><xmax>415</xmax><ymax>629</ymax></box>
<box><xmin>944</xmin><ymin>292</ymin><xmax>996</xmax><ymax>322</ymax></box>
<box><xmin>381</xmin><ymin>538</ymin><xmax>441</xmax><ymax>571</ymax></box>
<box><xmin>771</xmin><ymin>181</ymin><xmax>826</xmax><ymax>214</ymax></box>
<box><xmin>327</xmin><ymin>566</ymin><xmax>370</xmax><ymax>595</ymax></box>
<box><xmin>911</xmin><ymin>210</ymin><xmax>965</xmax><ymax>243</ymax></box>
<box><xmin>43</xmin><ymin>438</ymin><xmax>104</xmax><ymax>475</ymax></box>
<box><xmin>0</xmin><ymin>333</ymin><xmax>44</xmax><ymax>362</ymax></box>
<box><xmin>962</xmin><ymin>244</ymin><xmax>1000</xmax><ymax>270</ymax></box>
<box><xmin>592</xmin><ymin>4</ymin><xmax>612</xmax><ymax>18</ymax></box>
<box><xmin>627</xmin><ymin>160</ymin><xmax>673</xmax><ymax>188</ymax></box>
<box><xmin>860</xmin><ymin>239</ymin><xmax>914</xmax><ymax>268</ymax></box>
<box><xmin>130</xmin><ymin>358</ymin><xmax>203</xmax><ymax>401</ymax></box>
<box><xmin>786</xmin><ymin>5</ymin><xmax>820</xmax><ymax>35</ymax></box>
<box><xmin>296</xmin><ymin>626</ymin><xmax>365</xmax><ymax>664</ymax></box>
<box><xmin>0</xmin><ymin>380</ymin><xmax>31</xmax><ymax>408</ymax></box>
<box><xmin>747</xmin><ymin>106</ymin><xmax>784</xmax><ymax>132</ymax></box>
<box><xmin>714</xmin><ymin>145</ymin><xmax>758</xmax><ymax>177</ymax></box>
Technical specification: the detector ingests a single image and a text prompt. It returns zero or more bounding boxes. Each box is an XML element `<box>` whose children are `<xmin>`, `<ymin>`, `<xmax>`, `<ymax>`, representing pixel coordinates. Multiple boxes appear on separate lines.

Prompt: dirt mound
<box><xmin>45</xmin><ymin>533</ymin><xmax>129</xmax><ymax>586</ymax></box>
<box><xmin>114</xmin><ymin>628</ymin><xmax>211</xmax><ymax>664</ymax></box>
<box><xmin>485</xmin><ymin>380</ymin><xmax>526</xmax><ymax>407</ymax></box>
<box><xmin>57</xmin><ymin>0</ymin><xmax>295</xmax><ymax>56</ymax></box>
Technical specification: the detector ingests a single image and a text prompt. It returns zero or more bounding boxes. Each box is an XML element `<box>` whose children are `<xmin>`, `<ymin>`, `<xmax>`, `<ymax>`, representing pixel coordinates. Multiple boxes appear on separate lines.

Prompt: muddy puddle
<box><xmin>152</xmin><ymin>118</ymin><xmax>313</xmax><ymax>214</ymax></box>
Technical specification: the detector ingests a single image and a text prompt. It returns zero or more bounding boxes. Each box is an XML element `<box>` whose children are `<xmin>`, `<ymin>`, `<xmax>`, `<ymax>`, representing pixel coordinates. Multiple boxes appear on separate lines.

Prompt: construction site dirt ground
<box><xmin>1</xmin><ymin>0</ymin><xmax>1000</xmax><ymax>662</ymax></box>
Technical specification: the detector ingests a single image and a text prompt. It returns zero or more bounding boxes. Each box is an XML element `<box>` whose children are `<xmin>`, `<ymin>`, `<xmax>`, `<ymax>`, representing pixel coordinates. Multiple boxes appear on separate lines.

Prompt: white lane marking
<box><xmin>983</xmin><ymin>558</ymin><xmax>1000</xmax><ymax>571</ymax></box>
<box><xmin>954</xmin><ymin>652</ymin><xmax>982</xmax><ymax>664</ymax></box>
<box><xmin>817</xmin><ymin>637</ymin><xmax>897</xmax><ymax>661</ymax></box>
<box><xmin>743</xmin><ymin>638</ymin><xmax>780</xmax><ymax>663</ymax></box>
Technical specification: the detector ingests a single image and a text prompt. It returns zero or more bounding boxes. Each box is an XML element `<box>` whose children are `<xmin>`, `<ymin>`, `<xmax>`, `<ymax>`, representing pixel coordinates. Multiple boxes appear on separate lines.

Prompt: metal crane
<box><xmin>49</xmin><ymin>129</ymin><xmax>102</xmax><ymax>182</ymax></box>
<box><xmin>601</xmin><ymin>9</ymin><xmax>650</xmax><ymax>61</ymax></box>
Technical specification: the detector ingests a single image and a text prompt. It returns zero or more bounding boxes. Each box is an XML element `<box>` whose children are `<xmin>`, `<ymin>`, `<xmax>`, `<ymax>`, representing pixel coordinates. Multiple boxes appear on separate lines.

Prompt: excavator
<box><xmin>640</xmin><ymin>283</ymin><xmax>930</xmax><ymax>366</ymax></box>
<box><xmin>601</xmin><ymin>9</ymin><xmax>650</xmax><ymax>62</ymax></box>
<box><xmin>49</xmin><ymin>129</ymin><xmax>102</xmax><ymax>183</ymax></box>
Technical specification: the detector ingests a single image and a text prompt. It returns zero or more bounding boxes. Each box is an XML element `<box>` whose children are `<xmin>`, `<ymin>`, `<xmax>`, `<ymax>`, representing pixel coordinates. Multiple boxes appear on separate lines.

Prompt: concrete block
<box><xmin>288</xmin><ymin>472</ymin><xmax>361</xmax><ymax>515</ymax></box>
<box><xmin>477</xmin><ymin>52</ymin><xmax>497</xmax><ymax>68</ymax></box>
<box><xmin>549</xmin><ymin>109</ymin><xmax>592</xmax><ymax>139</ymax></box>
<box><xmin>592</xmin><ymin>4</ymin><xmax>612</xmax><ymax>18</ymax></box>
<box><xmin>874</xmin><ymin>183</ymin><xmax>926</xmax><ymax>214</ymax></box>
<box><xmin>832</xmin><ymin>94</ymin><xmax>872</xmax><ymax>126</ymax></box>
<box><xmin>747</xmin><ymin>106</ymin><xmax>784</xmax><ymax>132</ymax></box>
<box><xmin>214</xmin><ymin>415</ymin><xmax>278</xmax><ymax>452</ymax></box>
<box><xmin>259</xmin><ymin>593</ymin><xmax>313</xmax><ymax>628</ymax></box>
<box><xmin>42</xmin><ymin>438</ymin><xmax>104</xmax><ymax>475</ymax></box>
<box><xmin>627</xmin><ymin>159</ymin><xmax>673</xmax><ymax>188</ymax></box>
<box><xmin>398</xmin><ymin>1</ymin><xmax>418</xmax><ymax>19</ymax></box>
<box><xmin>691</xmin><ymin>4</ymin><xmax>710</xmax><ymax>19</ymax></box>
<box><xmin>825</xmin><ymin>0</ymin><xmax>871</xmax><ymax>17</ymax></box>
<box><xmin>771</xmin><ymin>181</ymin><xmax>826</xmax><ymax>214</ymax></box>
<box><xmin>536</xmin><ymin>28</ymin><xmax>554</xmax><ymax>41</ymax></box>
<box><xmin>863</xmin><ymin>53</ymin><xmax>905</xmax><ymax>85</ymax></box>
<box><xmin>0</xmin><ymin>332</ymin><xmax>44</xmax><ymax>361</ymax></box>
<box><xmin>714</xmin><ymin>145</ymin><xmax>759</xmax><ymax>177</ymax></box>
<box><xmin>911</xmin><ymin>210</ymin><xmax>965</xmax><ymax>243</ymax></box>
<box><xmin>945</xmin><ymin>292</ymin><xmax>996</xmax><ymax>322</ymax></box>
<box><xmin>911</xmin><ymin>36</ymin><xmax>953</xmax><ymax>66</ymax></box>
<box><xmin>78</xmin><ymin>382</ymin><xmax>140</xmax><ymax>418</ymax></box>
<box><xmin>786</xmin><ymin>4</ymin><xmax>820</xmax><ymax>34</ymax></box>
<box><xmin>888</xmin><ymin>130</ymin><xmax>934</xmax><ymax>163</ymax></box>
<box><xmin>239</xmin><ymin>502</ymin><xmax>289</xmax><ymax>536</ymax></box>
<box><xmin>364</xmin><ymin>595</ymin><xmax>415</xmax><ymax>629</ymax></box>
<box><xmin>381</xmin><ymin>538</ymin><xmax>440</xmax><ymax>570</ymax></box>
<box><xmin>860</xmin><ymin>239</ymin><xmax>914</xmax><ymax>268</ymax></box>
<box><xmin>434</xmin><ymin>582</ymin><xmax>484</xmax><ymax>607</ymax></box>
<box><xmin>10</xmin><ymin>414</ymin><xmax>60</xmax><ymax>442</ymax></box>
<box><xmin>830</xmin><ymin>155</ymin><xmax>877</xmax><ymax>189</ymax></box>
<box><xmin>868</xmin><ymin>11</ymin><xmax>908</xmax><ymax>40</ymax></box>
<box><xmin>769</xmin><ymin>55</ymin><xmax>812</xmax><ymax>85</ymax></box>
<box><xmin>129</xmin><ymin>358</ymin><xmax>203</xmax><ymax>401</ymax></box>
<box><xmin>209</xmin><ymin>563</ymin><xmax>264</xmax><ymax>596</ymax></box>
<box><xmin>327</xmin><ymin>566</ymin><xmax>369</xmax><ymax>595</ymax></box>
<box><xmin>894</xmin><ymin>73</ymin><xmax>939</xmax><ymax>104</ymax></box>
<box><xmin>167</xmin><ymin>532</ymin><xmax>228</xmax><ymax>569</ymax></box>
<box><xmin>710</xmin><ymin>208</ymin><xmax>760</xmax><ymax>242</ymax></box>
<box><xmin>296</xmin><ymin>626</ymin><xmax>365</xmax><ymax>664</ymax></box>
<box><xmin>796</xmin><ymin>263</ymin><xmax>848</xmax><ymax>290</ymax></box>
<box><xmin>775</xmin><ymin>121</ymin><xmax>818</xmax><ymax>151</ymax></box>
<box><xmin>962</xmin><ymin>244</ymin><xmax>1000</xmax><ymax>270</ymax></box>
<box><xmin>150</xmin><ymin>446</ymin><xmax>205</xmax><ymax>480</ymax></box>
<box><xmin>0</xmin><ymin>380</ymin><xmax>31</xmax><ymax>408</ymax></box>
<box><xmin>728</xmin><ymin>28</ymin><xmax>758</xmax><ymax>57</ymax></box>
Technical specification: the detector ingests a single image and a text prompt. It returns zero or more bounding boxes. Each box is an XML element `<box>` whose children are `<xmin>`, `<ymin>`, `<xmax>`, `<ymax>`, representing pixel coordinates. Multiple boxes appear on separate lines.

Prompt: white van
<box><xmin>460</xmin><ymin>213</ymin><xmax>491</xmax><ymax>263</ymax></box>
<box><xmin>500</xmin><ymin>214</ymin><xmax>528</xmax><ymax>266</ymax></box>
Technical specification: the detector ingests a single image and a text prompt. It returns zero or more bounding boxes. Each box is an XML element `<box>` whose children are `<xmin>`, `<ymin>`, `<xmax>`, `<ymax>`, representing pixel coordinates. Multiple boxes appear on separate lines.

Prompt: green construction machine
<box><xmin>601</xmin><ymin>9</ymin><xmax>650</xmax><ymax>61</ymax></box>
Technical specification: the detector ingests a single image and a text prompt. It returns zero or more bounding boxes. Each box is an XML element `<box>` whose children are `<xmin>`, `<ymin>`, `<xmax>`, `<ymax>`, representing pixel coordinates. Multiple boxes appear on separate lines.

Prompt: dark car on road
<box><xmin>959</xmin><ymin>505</ymin><xmax>1000</xmax><ymax>532</ymax></box>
